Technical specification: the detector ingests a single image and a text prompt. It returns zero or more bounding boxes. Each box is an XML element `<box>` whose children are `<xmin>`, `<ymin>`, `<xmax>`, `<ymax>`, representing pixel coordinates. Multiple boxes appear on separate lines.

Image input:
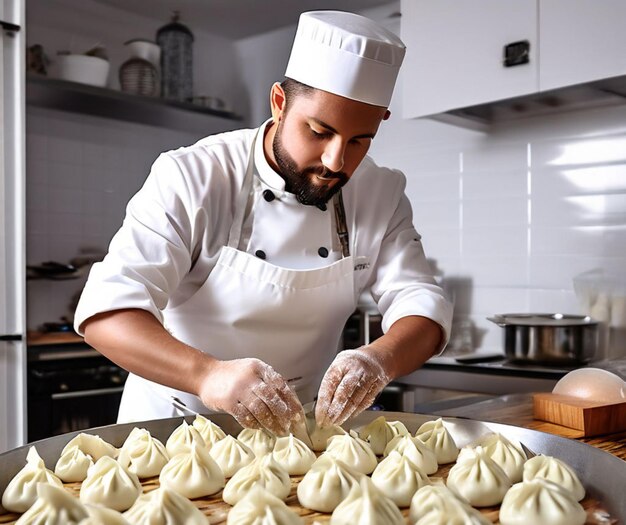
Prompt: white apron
<box><xmin>118</xmin><ymin>131</ymin><xmax>358</xmax><ymax>422</ymax></box>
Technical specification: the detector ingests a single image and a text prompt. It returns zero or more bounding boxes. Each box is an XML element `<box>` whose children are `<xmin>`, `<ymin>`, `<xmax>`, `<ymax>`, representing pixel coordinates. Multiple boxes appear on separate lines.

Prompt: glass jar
<box><xmin>156</xmin><ymin>11</ymin><xmax>193</xmax><ymax>101</ymax></box>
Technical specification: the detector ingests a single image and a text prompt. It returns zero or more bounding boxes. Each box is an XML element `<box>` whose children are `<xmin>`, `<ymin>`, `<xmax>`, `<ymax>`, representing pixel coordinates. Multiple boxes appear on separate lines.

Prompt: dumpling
<box><xmin>14</xmin><ymin>483</ymin><xmax>88</xmax><ymax>525</ymax></box>
<box><xmin>297</xmin><ymin>455</ymin><xmax>362</xmax><ymax>513</ymax></box>
<box><xmin>159</xmin><ymin>440</ymin><xmax>225</xmax><ymax>498</ymax></box>
<box><xmin>2</xmin><ymin>447</ymin><xmax>63</xmax><ymax>513</ymax></box>
<box><xmin>468</xmin><ymin>433</ymin><xmax>526</xmax><ymax>482</ymax></box>
<box><xmin>415</xmin><ymin>418</ymin><xmax>459</xmax><ymax>465</ymax></box>
<box><xmin>371</xmin><ymin>450</ymin><xmax>430</xmax><ymax>507</ymax></box>
<box><xmin>305</xmin><ymin>415</ymin><xmax>345</xmax><ymax>452</ymax></box>
<box><xmin>523</xmin><ymin>454</ymin><xmax>585</xmax><ymax>501</ymax></box>
<box><xmin>222</xmin><ymin>453</ymin><xmax>291</xmax><ymax>505</ymax></box>
<box><xmin>330</xmin><ymin>476</ymin><xmax>404</xmax><ymax>525</ymax></box>
<box><xmin>388</xmin><ymin>421</ymin><xmax>410</xmax><ymax>436</ymax></box>
<box><xmin>500</xmin><ymin>478</ymin><xmax>586</xmax><ymax>525</ymax></box>
<box><xmin>323</xmin><ymin>430</ymin><xmax>377</xmax><ymax>475</ymax></box>
<box><xmin>117</xmin><ymin>428</ymin><xmax>169</xmax><ymax>478</ymax></box>
<box><xmin>227</xmin><ymin>485</ymin><xmax>303</xmax><ymax>525</ymax></box>
<box><xmin>192</xmin><ymin>414</ymin><xmax>226</xmax><ymax>448</ymax></box>
<box><xmin>409</xmin><ymin>484</ymin><xmax>490</xmax><ymax>525</ymax></box>
<box><xmin>208</xmin><ymin>435</ymin><xmax>255</xmax><ymax>477</ymax></box>
<box><xmin>415</xmin><ymin>506</ymin><xmax>491</xmax><ymax>525</ymax></box>
<box><xmin>79</xmin><ymin>456</ymin><xmax>142</xmax><ymax>511</ymax></box>
<box><xmin>383</xmin><ymin>434</ymin><xmax>438</xmax><ymax>475</ymax></box>
<box><xmin>82</xmin><ymin>505</ymin><xmax>130</xmax><ymax>525</ymax></box>
<box><xmin>61</xmin><ymin>433</ymin><xmax>117</xmax><ymax>461</ymax></box>
<box><xmin>272</xmin><ymin>434</ymin><xmax>316</xmax><ymax>475</ymax></box>
<box><xmin>359</xmin><ymin>416</ymin><xmax>408</xmax><ymax>455</ymax></box>
<box><xmin>238</xmin><ymin>428</ymin><xmax>276</xmax><ymax>456</ymax></box>
<box><xmin>55</xmin><ymin>446</ymin><xmax>94</xmax><ymax>482</ymax></box>
<box><xmin>165</xmin><ymin>420</ymin><xmax>206</xmax><ymax>457</ymax></box>
<box><xmin>123</xmin><ymin>488</ymin><xmax>206</xmax><ymax>525</ymax></box>
<box><xmin>446</xmin><ymin>446</ymin><xmax>511</xmax><ymax>506</ymax></box>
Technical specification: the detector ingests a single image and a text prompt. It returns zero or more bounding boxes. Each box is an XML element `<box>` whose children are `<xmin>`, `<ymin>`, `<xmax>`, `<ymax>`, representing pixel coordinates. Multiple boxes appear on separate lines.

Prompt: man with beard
<box><xmin>74</xmin><ymin>11</ymin><xmax>452</xmax><ymax>433</ymax></box>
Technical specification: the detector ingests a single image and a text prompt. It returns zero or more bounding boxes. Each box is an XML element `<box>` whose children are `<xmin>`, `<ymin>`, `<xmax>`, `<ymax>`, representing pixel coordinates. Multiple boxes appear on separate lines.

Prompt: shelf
<box><xmin>26</xmin><ymin>74</ymin><xmax>243</xmax><ymax>135</ymax></box>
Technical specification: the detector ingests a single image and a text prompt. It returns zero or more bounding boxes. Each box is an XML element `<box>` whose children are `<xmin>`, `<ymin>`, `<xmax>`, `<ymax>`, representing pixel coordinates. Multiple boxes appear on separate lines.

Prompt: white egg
<box><xmin>552</xmin><ymin>368</ymin><xmax>626</xmax><ymax>403</ymax></box>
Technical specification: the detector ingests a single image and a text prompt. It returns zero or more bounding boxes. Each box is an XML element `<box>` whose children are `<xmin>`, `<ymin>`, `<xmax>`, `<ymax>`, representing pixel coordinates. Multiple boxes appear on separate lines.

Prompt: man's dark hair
<box><xmin>280</xmin><ymin>78</ymin><xmax>315</xmax><ymax>113</ymax></box>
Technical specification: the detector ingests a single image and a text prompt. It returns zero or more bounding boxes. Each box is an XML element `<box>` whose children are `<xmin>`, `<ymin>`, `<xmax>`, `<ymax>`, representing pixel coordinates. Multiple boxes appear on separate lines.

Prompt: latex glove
<box><xmin>315</xmin><ymin>348</ymin><xmax>391</xmax><ymax>427</ymax></box>
<box><xmin>198</xmin><ymin>357</ymin><xmax>304</xmax><ymax>435</ymax></box>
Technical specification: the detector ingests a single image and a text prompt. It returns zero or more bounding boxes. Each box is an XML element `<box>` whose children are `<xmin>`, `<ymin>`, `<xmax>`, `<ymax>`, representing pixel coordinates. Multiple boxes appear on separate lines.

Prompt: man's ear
<box><xmin>270</xmin><ymin>82</ymin><xmax>286</xmax><ymax>123</ymax></box>
<box><xmin>383</xmin><ymin>109</ymin><xmax>391</xmax><ymax>121</ymax></box>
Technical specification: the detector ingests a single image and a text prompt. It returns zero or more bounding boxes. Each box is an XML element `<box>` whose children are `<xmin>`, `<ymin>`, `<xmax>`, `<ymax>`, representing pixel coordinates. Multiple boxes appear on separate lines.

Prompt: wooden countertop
<box><xmin>27</xmin><ymin>331</ymin><xmax>84</xmax><ymax>346</ymax></box>
<box><xmin>435</xmin><ymin>393</ymin><xmax>626</xmax><ymax>461</ymax></box>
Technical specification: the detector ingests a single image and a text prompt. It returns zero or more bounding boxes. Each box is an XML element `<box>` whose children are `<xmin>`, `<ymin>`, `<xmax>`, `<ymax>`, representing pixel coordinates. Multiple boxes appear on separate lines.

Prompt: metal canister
<box><xmin>156</xmin><ymin>11</ymin><xmax>193</xmax><ymax>101</ymax></box>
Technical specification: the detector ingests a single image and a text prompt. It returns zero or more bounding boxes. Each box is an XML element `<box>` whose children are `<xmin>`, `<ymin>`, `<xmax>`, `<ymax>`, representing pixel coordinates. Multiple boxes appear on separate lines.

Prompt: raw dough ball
<box><xmin>272</xmin><ymin>434</ymin><xmax>316</xmax><ymax>475</ymax></box>
<box><xmin>238</xmin><ymin>427</ymin><xmax>276</xmax><ymax>456</ymax></box>
<box><xmin>54</xmin><ymin>446</ymin><xmax>93</xmax><ymax>483</ymax></box>
<box><xmin>383</xmin><ymin>434</ymin><xmax>438</xmax><ymax>475</ymax></box>
<box><xmin>226</xmin><ymin>484</ymin><xmax>304</xmax><ymax>525</ymax></box>
<box><xmin>165</xmin><ymin>420</ymin><xmax>206</xmax><ymax>457</ymax></box>
<box><xmin>371</xmin><ymin>450</ymin><xmax>430</xmax><ymax>507</ymax></box>
<box><xmin>208</xmin><ymin>434</ymin><xmax>255</xmax><ymax>477</ymax></box>
<box><xmin>79</xmin><ymin>456</ymin><xmax>142</xmax><ymax>512</ymax></box>
<box><xmin>415</xmin><ymin>418</ymin><xmax>459</xmax><ymax>465</ymax></box>
<box><xmin>323</xmin><ymin>430</ymin><xmax>377</xmax><ymax>475</ymax></box>
<box><xmin>117</xmin><ymin>428</ymin><xmax>169</xmax><ymax>478</ymax></box>
<box><xmin>552</xmin><ymin>368</ymin><xmax>625</xmax><ymax>403</ymax></box>
<box><xmin>523</xmin><ymin>454</ymin><xmax>585</xmax><ymax>501</ymax></box>
<box><xmin>123</xmin><ymin>488</ymin><xmax>206</xmax><ymax>525</ymax></box>
<box><xmin>193</xmin><ymin>414</ymin><xmax>227</xmax><ymax>448</ymax></box>
<box><xmin>222</xmin><ymin>453</ymin><xmax>291</xmax><ymax>505</ymax></box>
<box><xmin>359</xmin><ymin>416</ymin><xmax>408</xmax><ymax>455</ymax></box>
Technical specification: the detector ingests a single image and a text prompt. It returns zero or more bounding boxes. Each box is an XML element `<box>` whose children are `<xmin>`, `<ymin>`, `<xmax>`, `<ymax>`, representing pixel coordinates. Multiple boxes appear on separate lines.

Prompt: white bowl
<box><xmin>55</xmin><ymin>54</ymin><xmax>110</xmax><ymax>87</ymax></box>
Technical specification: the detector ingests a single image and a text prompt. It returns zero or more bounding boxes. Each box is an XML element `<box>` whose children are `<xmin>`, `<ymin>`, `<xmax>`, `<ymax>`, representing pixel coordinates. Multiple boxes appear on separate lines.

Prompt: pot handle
<box><xmin>486</xmin><ymin>315</ymin><xmax>507</xmax><ymax>326</ymax></box>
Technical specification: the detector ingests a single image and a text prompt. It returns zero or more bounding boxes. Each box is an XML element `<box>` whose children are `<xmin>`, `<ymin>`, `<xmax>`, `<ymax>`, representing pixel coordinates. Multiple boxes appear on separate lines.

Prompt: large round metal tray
<box><xmin>1</xmin><ymin>412</ymin><xmax>624</xmax><ymax>522</ymax></box>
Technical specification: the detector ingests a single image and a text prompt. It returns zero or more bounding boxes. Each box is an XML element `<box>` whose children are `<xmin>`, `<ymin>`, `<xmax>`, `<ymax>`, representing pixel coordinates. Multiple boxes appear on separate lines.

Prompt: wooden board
<box><xmin>533</xmin><ymin>393</ymin><xmax>626</xmax><ymax>437</ymax></box>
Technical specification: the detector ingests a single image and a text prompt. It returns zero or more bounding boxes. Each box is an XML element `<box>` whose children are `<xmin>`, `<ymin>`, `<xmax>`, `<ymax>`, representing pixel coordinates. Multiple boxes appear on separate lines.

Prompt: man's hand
<box><xmin>197</xmin><ymin>358</ymin><xmax>304</xmax><ymax>435</ymax></box>
<box><xmin>315</xmin><ymin>348</ymin><xmax>391</xmax><ymax>427</ymax></box>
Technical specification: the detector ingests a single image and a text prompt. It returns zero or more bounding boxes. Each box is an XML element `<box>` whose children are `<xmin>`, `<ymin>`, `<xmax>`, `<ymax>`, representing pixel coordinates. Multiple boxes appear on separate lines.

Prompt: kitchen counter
<box><xmin>434</xmin><ymin>392</ymin><xmax>626</xmax><ymax>460</ymax></box>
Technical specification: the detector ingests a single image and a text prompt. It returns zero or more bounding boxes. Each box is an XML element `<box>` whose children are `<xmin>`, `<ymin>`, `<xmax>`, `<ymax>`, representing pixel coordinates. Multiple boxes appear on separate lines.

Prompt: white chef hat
<box><xmin>285</xmin><ymin>10</ymin><xmax>406</xmax><ymax>108</ymax></box>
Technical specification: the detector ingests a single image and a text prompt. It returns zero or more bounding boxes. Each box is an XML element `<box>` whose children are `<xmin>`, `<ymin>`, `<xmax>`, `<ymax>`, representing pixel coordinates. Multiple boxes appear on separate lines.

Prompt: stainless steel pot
<box><xmin>487</xmin><ymin>313</ymin><xmax>599</xmax><ymax>364</ymax></box>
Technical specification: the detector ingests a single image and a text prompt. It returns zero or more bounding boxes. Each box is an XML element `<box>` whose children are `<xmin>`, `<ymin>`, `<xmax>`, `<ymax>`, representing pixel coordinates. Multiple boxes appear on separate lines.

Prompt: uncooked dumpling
<box><xmin>238</xmin><ymin>428</ymin><xmax>276</xmax><ymax>456</ymax></box>
<box><xmin>383</xmin><ymin>434</ymin><xmax>438</xmax><ymax>475</ymax></box>
<box><xmin>208</xmin><ymin>434</ymin><xmax>255</xmax><ymax>477</ymax></box>
<box><xmin>222</xmin><ymin>453</ymin><xmax>291</xmax><ymax>505</ymax></box>
<box><xmin>193</xmin><ymin>414</ymin><xmax>226</xmax><ymax>448</ymax></box>
<box><xmin>358</xmin><ymin>416</ymin><xmax>408</xmax><ymax>455</ymax></box>
<box><xmin>117</xmin><ymin>428</ymin><xmax>169</xmax><ymax>478</ymax></box>
<box><xmin>226</xmin><ymin>484</ymin><xmax>304</xmax><ymax>525</ymax></box>
<box><xmin>54</xmin><ymin>446</ymin><xmax>94</xmax><ymax>483</ymax></box>
<box><xmin>500</xmin><ymin>478</ymin><xmax>586</xmax><ymax>525</ymax></box>
<box><xmin>297</xmin><ymin>455</ymin><xmax>362</xmax><ymax>513</ymax></box>
<box><xmin>409</xmin><ymin>484</ymin><xmax>490</xmax><ymax>525</ymax></box>
<box><xmin>123</xmin><ymin>488</ymin><xmax>207</xmax><ymax>525</ymax></box>
<box><xmin>523</xmin><ymin>454</ymin><xmax>585</xmax><ymax>501</ymax></box>
<box><xmin>330</xmin><ymin>476</ymin><xmax>404</xmax><ymax>525</ymax></box>
<box><xmin>13</xmin><ymin>483</ymin><xmax>88</xmax><ymax>525</ymax></box>
<box><xmin>415</xmin><ymin>418</ymin><xmax>459</xmax><ymax>465</ymax></box>
<box><xmin>79</xmin><ymin>456</ymin><xmax>142</xmax><ymax>512</ymax></box>
<box><xmin>2</xmin><ymin>447</ymin><xmax>63</xmax><ymax>513</ymax></box>
<box><xmin>446</xmin><ymin>446</ymin><xmax>511</xmax><ymax>507</ymax></box>
<box><xmin>82</xmin><ymin>505</ymin><xmax>130</xmax><ymax>525</ymax></box>
<box><xmin>61</xmin><ymin>433</ymin><xmax>117</xmax><ymax>461</ymax></box>
<box><xmin>165</xmin><ymin>420</ymin><xmax>206</xmax><ymax>457</ymax></box>
<box><xmin>466</xmin><ymin>433</ymin><xmax>526</xmax><ymax>483</ymax></box>
<box><xmin>305</xmin><ymin>415</ymin><xmax>345</xmax><ymax>452</ymax></box>
<box><xmin>159</xmin><ymin>440</ymin><xmax>225</xmax><ymax>499</ymax></box>
<box><xmin>371</xmin><ymin>450</ymin><xmax>430</xmax><ymax>507</ymax></box>
<box><xmin>323</xmin><ymin>430</ymin><xmax>377</xmax><ymax>475</ymax></box>
<box><xmin>272</xmin><ymin>434</ymin><xmax>316</xmax><ymax>475</ymax></box>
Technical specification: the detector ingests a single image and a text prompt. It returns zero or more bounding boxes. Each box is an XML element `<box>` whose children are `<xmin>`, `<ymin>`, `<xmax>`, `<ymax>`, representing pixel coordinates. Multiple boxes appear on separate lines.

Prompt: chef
<box><xmin>74</xmin><ymin>11</ymin><xmax>453</xmax><ymax>435</ymax></box>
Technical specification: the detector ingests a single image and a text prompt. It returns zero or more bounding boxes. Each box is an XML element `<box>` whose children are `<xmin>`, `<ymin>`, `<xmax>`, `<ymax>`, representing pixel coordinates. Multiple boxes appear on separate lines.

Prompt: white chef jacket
<box><xmin>74</xmin><ymin>120</ymin><xmax>452</xmax><ymax>350</ymax></box>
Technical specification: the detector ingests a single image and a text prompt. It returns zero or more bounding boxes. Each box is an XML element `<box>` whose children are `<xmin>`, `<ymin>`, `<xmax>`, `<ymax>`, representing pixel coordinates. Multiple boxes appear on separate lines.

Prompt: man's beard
<box><xmin>272</xmin><ymin>122</ymin><xmax>349</xmax><ymax>207</ymax></box>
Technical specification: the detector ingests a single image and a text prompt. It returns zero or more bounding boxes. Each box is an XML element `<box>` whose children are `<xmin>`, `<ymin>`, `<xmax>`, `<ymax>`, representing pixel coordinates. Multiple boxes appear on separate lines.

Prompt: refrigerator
<box><xmin>0</xmin><ymin>0</ymin><xmax>26</xmax><ymax>453</ymax></box>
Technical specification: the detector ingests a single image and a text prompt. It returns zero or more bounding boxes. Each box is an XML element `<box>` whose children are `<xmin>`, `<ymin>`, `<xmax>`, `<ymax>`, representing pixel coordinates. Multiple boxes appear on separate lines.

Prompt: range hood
<box><xmin>429</xmin><ymin>76</ymin><xmax>626</xmax><ymax>130</ymax></box>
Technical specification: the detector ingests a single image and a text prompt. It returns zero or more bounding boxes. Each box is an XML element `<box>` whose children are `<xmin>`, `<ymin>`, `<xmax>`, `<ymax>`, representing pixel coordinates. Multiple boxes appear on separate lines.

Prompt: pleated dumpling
<box><xmin>159</xmin><ymin>440</ymin><xmax>225</xmax><ymax>499</ymax></box>
<box><xmin>193</xmin><ymin>414</ymin><xmax>226</xmax><ymax>448</ymax></box>
<box><xmin>371</xmin><ymin>450</ymin><xmax>430</xmax><ymax>507</ymax></box>
<box><xmin>222</xmin><ymin>453</ymin><xmax>291</xmax><ymax>505</ymax></box>
<box><xmin>123</xmin><ymin>488</ymin><xmax>206</xmax><ymax>525</ymax></box>
<box><xmin>238</xmin><ymin>428</ymin><xmax>276</xmax><ymax>456</ymax></box>
<box><xmin>522</xmin><ymin>454</ymin><xmax>585</xmax><ymax>501</ymax></box>
<box><xmin>117</xmin><ymin>428</ymin><xmax>169</xmax><ymax>478</ymax></box>
<box><xmin>500</xmin><ymin>478</ymin><xmax>586</xmax><ymax>525</ymax></box>
<box><xmin>306</xmin><ymin>416</ymin><xmax>345</xmax><ymax>452</ymax></box>
<box><xmin>330</xmin><ymin>476</ymin><xmax>404</xmax><ymax>525</ymax></box>
<box><xmin>468</xmin><ymin>433</ymin><xmax>527</xmax><ymax>482</ymax></box>
<box><xmin>12</xmin><ymin>483</ymin><xmax>87</xmax><ymax>525</ymax></box>
<box><xmin>61</xmin><ymin>433</ymin><xmax>117</xmax><ymax>461</ymax></box>
<box><xmin>415</xmin><ymin>418</ymin><xmax>459</xmax><ymax>465</ymax></box>
<box><xmin>324</xmin><ymin>430</ymin><xmax>377</xmax><ymax>474</ymax></box>
<box><xmin>79</xmin><ymin>456</ymin><xmax>142</xmax><ymax>512</ymax></box>
<box><xmin>2</xmin><ymin>447</ymin><xmax>63</xmax><ymax>513</ymax></box>
<box><xmin>165</xmin><ymin>420</ymin><xmax>206</xmax><ymax>457</ymax></box>
<box><xmin>272</xmin><ymin>434</ymin><xmax>316</xmax><ymax>475</ymax></box>
<box><xmin>383</xmin><ymin>434</ymin><xmax>438</xmax><ymax>475</ymax></box>
<box><xmin>409</xmin><ymin>484</ymin><xmax>491</xmax><ymax>525</ymax></box>
<box><xmin>81</xmin><ymin>505</ymin><xmax>130</xmax><ymax>525</ymax></box>
<box><xmin>359</xmin><ymin>416</ymin><xmax>408</xmax><ymax>455</ymax></box>
<box><xmin>226</xmin><ymin>485</ymin><xmax>304</xmax><ymax>525</ymax></box>
<box><xmin>54</xmin><ymin>446</ymin><xmax>94</xmax><ymax>483</ymax></box>
<box><xmin>447</xmin><ymin>446</ymin><xmax>511</xmax><ymax>507</ymax></box>
<box><xmin>208</xmin><ymin>434</ymin><xmax>255</xmax><ymax>477</ymax></box>
<box><xmin>297</xmin><ymin>455</ymin><xmax>362</xmax><ymax>513</ymax></box>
